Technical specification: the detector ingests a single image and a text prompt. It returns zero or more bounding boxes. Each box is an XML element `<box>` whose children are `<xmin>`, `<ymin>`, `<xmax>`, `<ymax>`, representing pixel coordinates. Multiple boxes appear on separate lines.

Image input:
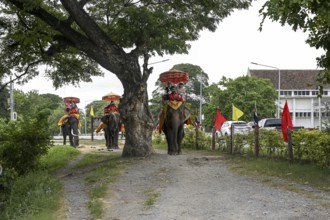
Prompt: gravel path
<box><xmin>103</xmin><ymin>151</ymin><xmax>330</xmax><ymax>220</ymax></box>
<box><xmin>57</xmin><ymin>146</ymin><xmax>330</xmax><ymax>220</ymax></box>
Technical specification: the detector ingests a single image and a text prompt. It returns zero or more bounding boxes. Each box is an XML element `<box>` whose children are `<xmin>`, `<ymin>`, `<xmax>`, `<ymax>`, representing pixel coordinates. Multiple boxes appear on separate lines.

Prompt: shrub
<box><xmin>182</xmin><ymin>126</ymin><xmax>211</xmax><ymax>150</ymax></box>
<box><xmin>0</xmin><ymin>115</ymin><xmax>52</xmax><ymax>175</ymax></box>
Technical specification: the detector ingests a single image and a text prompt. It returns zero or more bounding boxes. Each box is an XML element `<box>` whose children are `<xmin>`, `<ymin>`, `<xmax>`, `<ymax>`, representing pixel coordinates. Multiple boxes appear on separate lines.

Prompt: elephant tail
<box><xmin>71</xmin><ymin>129</ymin><xmax>81</xmax><ymax>137</ymax></box>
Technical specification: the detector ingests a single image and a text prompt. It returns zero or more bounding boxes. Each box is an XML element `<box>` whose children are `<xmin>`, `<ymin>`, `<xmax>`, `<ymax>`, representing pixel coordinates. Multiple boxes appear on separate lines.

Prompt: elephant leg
<box><xmin>177</xmin><ymin>127</ymin><xmax>184</xmax><ymax>155</ymax></box>
<box><xmin>69</xmin><ymin>133</ymin><xmax>74</xmax><ymax>147</ymax></box>
<box><xmin>104</xmin><ymin>132</ymin><xmax>109</xmax><ymax>148</ymax></box>
<box><xmin>63</xmin><ymin>134</ymin><xmax>66</xmax><ymax>145</ymax></box>
<box><xmin>168</xmin><ymin>131</ymin><xmax>176</xmax><ymax>155</ymax></box>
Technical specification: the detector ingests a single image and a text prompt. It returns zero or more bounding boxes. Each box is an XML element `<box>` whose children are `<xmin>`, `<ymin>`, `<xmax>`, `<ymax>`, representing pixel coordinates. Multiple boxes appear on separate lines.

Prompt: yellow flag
<box><xmin>232</xmin><ymin>104</ymin><xmax>244</xmax><ymax>121</ymax></box>
<box><xmin>90</xmin><ymin>105</ymin><xmax>95</xmax><ymax>117</ymax></box>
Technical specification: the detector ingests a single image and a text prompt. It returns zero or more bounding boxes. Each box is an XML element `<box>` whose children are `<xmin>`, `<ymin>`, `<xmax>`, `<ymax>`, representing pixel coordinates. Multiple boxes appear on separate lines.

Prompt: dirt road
<box><xmin>58</xmin><ymin>146</ymin><xmax>330</xmax><ymax>220</ymax></box>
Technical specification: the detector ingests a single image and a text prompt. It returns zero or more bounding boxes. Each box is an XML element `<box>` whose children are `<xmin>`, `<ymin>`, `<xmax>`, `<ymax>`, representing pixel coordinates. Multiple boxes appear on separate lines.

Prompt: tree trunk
<box><xmin>118</xmin><ymin>61</ymin><xmax>155</xmax><ymax>157</ymax></box>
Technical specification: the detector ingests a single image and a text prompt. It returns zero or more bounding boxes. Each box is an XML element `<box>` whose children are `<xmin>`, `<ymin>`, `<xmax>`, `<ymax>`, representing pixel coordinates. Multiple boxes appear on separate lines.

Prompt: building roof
<box><xmin>247</xmin><ymin>69</ymin><xmax>330</xmax><ymax>90</ymax></box>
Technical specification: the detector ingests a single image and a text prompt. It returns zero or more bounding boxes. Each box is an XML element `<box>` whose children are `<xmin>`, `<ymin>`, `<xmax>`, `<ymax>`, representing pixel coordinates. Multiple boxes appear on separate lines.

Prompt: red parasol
<box><xmin>63</xmin><ymin>96</ymin><xmax>80</xmax><ymax>104</ymax></box>
<box><xmin>102</xmin><ymin>92</ymin><xmax>121</xmax><ymax>102</ymax></box>
<box><xmin>159</xmin><ymin>70</ymin><xmax>189</xmax><ymax>84</ymax></box>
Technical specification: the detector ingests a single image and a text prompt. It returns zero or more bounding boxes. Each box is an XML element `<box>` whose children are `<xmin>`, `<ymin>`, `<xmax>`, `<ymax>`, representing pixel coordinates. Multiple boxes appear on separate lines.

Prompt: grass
<box><xmin>221</xmin><ymin>154</ymin><xmax>330</xmax><ymax>192</ymax></box>
<box><xmin>144</xmin><ymin>189</ymin><xmax>160</xmax><ymax>210</ymax></box>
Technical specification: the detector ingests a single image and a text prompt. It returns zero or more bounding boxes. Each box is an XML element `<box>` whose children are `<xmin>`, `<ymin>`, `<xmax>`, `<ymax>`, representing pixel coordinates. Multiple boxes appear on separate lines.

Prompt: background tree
<box><xmin>202</xmin><ymin>76</ymin><xmax>277</xmax><ymax>130</ymax></box>
<box><xmin>0</xmin><ymin>0</ymin><xmax>251</xmax><ymax>157</ymax></box>
<box><xmin>149</xmin><ymin>63</ymin><xmax>210</xmax><ymax>123</ymax></box>
<box><xmin>260</xmin><ymin>0</ymin><xmax>330</xmax><ymax>85</ymax></box>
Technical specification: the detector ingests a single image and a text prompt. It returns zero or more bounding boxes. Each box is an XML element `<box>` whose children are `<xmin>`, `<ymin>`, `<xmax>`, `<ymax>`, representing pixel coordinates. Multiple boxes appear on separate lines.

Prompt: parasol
<box><xmin>102</xmin><ymin>92</ymin><xmax>121</xmax><ymax>102</ymax></box>
<box><xmin>159</xmin><ymin>70</ymin><xmax>189</xmax><ymax>84</ymax></box>
<box><xmin>63</xmin><ymin>96</ymin><xmax>80</xmax><ymax>104</ymax></box>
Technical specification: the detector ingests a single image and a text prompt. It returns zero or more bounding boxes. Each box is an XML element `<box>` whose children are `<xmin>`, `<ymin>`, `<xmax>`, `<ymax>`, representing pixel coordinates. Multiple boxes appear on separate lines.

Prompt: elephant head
<box><xmin>101</xmin><ymin>112</ymin><xmax>120</xmax><ymax>150</ymax></box>
<box><xmin>67</xmin><ymin>114</ymin><xmax>80</xmax><ymax>147</ymax></box>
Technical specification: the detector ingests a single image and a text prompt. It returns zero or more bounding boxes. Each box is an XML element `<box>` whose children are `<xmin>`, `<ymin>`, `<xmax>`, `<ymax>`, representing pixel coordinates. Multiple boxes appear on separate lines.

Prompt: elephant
<box><xmin>101</xmin><ymin>112</ymin><xmax>120</xmax><ymax>150</ymax></box>
<box><xmin>163</xmin><ymin>103</ymin><xmax>191</xmax><ymax>155</ymax></box>
<box><xmin>66</xmin><ymin>114</ymin><xmax>80</xmax><ymax>147</ymax></box>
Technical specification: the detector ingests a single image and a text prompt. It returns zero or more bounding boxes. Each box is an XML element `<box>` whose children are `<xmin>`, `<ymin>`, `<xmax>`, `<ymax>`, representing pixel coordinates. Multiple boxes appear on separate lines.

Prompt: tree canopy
<box><xmin>260</xmin><ymin>0</ymin><xmax>330</xmax><ymax>85</ymax></box>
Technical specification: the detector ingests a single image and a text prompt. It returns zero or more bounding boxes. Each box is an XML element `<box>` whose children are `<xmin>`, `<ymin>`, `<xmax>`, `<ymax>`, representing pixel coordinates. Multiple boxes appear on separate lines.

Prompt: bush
<box><xmin>0</xmin><ymin>114</ymin><xmax>52</xmax><ymax>176</ymax></box>
<box><xmin>0</xmin><ymin>113</ymin><xmax>53</xmax><ymax>210</ymax></box>
<box><xmin>182</xmin><ymin>125</ymin><xmax>211</xmax><ymax>150</ymax></box>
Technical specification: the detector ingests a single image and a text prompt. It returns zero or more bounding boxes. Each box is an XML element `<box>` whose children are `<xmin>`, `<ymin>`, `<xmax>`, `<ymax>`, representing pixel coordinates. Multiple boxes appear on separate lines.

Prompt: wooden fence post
<box><xmin>230</xmin><ymin>124</ymin><xmax>234</xmax><ymax>154</ymax></box>
<box><xmin>211</xmin><ymin>126</ymin><xmax>216</xmax><ymax>150</ymax></box>
<box><xmin>287</xmin><ymin>128</ymin><xmax>293</xmax><ymax>163</ymax></box>
<box><xmin>91</xmin><ymin>116</ymin><xmax>94</xmax><ymax>141</ymax></box>
<box><xmin>255</xmin><ymin>125</ymin><xmax>259</xmax><ymax>157</ymax></box>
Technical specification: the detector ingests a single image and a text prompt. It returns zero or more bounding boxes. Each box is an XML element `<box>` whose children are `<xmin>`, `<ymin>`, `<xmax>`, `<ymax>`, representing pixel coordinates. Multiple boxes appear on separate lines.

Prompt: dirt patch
<box><xmin>57</xmin><ymin>146</ymin><xmax>330</xmax><ymax>220</ymax></box>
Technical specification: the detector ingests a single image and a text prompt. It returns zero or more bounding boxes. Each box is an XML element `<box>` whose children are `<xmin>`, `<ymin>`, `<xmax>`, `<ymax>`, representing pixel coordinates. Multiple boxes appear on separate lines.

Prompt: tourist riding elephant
<box><xmin>163</xmin><ymin>102</ymin><xmax>190</xmax><ymax>155</ymax></box>
<box><xmin>66</xmin><ymin>114</ymin><xmax>80</xmax><ymax>147</ymax></box>
<box><xmin>101</xmin><ymin>112</ymin><xmax>120</xmax><ymax>150</ymax></box>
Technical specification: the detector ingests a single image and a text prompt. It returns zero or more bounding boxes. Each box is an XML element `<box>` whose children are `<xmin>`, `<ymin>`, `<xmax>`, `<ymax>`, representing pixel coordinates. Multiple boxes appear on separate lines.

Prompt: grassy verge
<box><xmin>222</xmin><ymin>155</ymin><xmax>330</xmax><ymax>191</ymax></box>
<box><xmin>0</xmin><ymin>145</ymin><xmax>80</xmax><ymax>220</ymax></box>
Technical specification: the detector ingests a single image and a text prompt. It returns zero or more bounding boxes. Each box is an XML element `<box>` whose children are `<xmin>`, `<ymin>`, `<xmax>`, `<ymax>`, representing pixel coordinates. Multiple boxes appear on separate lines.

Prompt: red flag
<box><xmin>214</xmin><ymin>109</ymin><xmax>226</xmax><ymax>131</ymax></box>
<box><xmin>281</xmin><ymin>100</ymin><xmax>293</xmax><ymax>142</ymax></box>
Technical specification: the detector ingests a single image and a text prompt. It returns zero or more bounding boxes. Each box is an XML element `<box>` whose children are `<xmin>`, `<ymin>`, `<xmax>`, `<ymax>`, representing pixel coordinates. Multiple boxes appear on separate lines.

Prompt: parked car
<box><xmin>258</xmin><ymin>118</ymin><xmax>304</xmax><ymax>131</ymax></box>
<box><xmin>220</xmin><ymin>121</ymin><xmax>252</xmax><ymax>136</ymax></box>
<box><xmin>247</xmin><ymin>121</ymin><xmax>256</xmax><ymax>128</ymax></box>
<box><xmin>258</xmin><ymin>118</ymin><xmax>282</xmax><ymax>130</ymax></box>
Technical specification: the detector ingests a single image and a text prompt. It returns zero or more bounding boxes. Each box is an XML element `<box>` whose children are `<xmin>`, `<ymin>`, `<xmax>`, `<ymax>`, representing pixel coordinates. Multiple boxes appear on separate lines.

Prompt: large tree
<box><xmin>260</xmin><ymin>0</ymin><xmax>330</xmax><ymax>85</ymax></box>
<box><xmin>0</xmin><ymin>0</ymin><xmax>251</xmax><ymax>157</ymax></box>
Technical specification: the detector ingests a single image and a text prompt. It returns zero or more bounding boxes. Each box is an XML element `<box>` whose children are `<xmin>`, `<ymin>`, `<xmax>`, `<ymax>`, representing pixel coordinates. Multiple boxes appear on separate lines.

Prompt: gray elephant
<box><xmin>163</xmin><ymin>103</ymin><xmax>190</xmax><ymax>155</ymax></box>
<box><xmin>66</xmin><ymin>114</ymin><xmax>80</xmax><ymax>147</ymax></box>
<box><xmin>101</xmin><ymin>112</ymin><xmax>120</xmax><ymax>150</ymax></box>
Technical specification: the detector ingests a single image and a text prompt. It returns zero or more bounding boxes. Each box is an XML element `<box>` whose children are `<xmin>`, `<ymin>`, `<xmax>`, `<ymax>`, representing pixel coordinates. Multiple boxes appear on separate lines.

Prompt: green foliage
<box><xmin>39</xmin><ymin>145</ymin><xmax>80</xmax><ymax>173</ymax></box>
<box><xmin>182</xmin><ymin>125</ymin><xmax>211</xmax><ymax>150</ymax></box>
<box><xmin>219</xmin><ymin>128</ymin><xmax>330</xmax><ymax>168</ymax></box>
<box><xmin>292</xmin><ymin>129</ymin><xmax>330</xmax><ymax>167</ymax></box>
<box><xmin>0</xmin><ymin>171</ymin><xmax>62</xmax><ymax>220</ymax></box>
<box><xmin>260</xmin><ymin>0</ymin><xmax>330</xmax><ymax>85</ymax></box>
<box><xmin>0</xmin><ymin>114</ymin><xmax>52</xmax><ymax>176</ymax></box>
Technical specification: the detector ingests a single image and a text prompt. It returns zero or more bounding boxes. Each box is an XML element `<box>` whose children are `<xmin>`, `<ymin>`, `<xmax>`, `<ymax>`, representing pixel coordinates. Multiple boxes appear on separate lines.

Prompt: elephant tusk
<box><xmin>71</xmin><ymin>129</ymin><xmax>80</xmax><ymax>137</ymax></box>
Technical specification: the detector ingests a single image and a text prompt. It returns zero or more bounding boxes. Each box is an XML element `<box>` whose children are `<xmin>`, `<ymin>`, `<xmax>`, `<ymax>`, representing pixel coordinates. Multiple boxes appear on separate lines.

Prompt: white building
<box><xmin>247</xmin><ymin>69</ymin><xmax>330</xmax><ymax>129</ymax></box>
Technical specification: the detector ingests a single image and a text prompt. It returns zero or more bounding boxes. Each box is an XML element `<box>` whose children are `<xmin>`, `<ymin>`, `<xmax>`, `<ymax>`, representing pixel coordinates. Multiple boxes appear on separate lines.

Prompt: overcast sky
<box><xmin>14</xmin><ymin>0</ymin><xmax>323</xmax><ymax>110</ymax></box>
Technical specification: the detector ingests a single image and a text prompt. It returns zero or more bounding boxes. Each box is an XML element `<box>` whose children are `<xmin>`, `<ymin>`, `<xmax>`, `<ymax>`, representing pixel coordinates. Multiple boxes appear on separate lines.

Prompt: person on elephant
<box><xmin>169</xmin><ymin>85</ymin><xmax>183</xmax><ymax>102</ymax></box>
<box><xmin>177</xmin><ymin>82</ymin><xmax>187</xmax><ymax>102</ymax></box>
<box><xmin>105</xmin><ymin>101</ymin><xmax>119</xmax><ymax>113</ymax></box>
